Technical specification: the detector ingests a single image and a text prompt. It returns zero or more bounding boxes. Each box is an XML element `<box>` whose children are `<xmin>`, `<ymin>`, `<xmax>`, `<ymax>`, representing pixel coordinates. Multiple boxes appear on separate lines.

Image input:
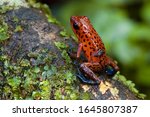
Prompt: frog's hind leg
<box><xmin>78</xmin><ymin>62</ymin><xmax>102</xmax><ymax>84</ymax></box>
<box><xmin>76</xmin><ymin>68</ymin><xmax>100</xmax><ymax>85</ymax></box>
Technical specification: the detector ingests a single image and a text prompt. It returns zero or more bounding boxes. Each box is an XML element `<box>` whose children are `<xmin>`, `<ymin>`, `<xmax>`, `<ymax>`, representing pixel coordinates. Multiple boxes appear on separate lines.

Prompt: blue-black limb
<box><xmin>105</xmin><ymin>66</ymin><xmax>117</xmax><ymax>76</ymax></box>
<box><xmin>76</xmin><ymin>68</ymin><xmax>100</xmax><ymax>85</ymax></box>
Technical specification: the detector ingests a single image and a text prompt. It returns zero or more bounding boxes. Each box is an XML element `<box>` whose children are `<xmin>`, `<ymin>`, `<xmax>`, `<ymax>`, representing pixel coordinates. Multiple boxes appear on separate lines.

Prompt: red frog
<box><xmin>70</xmin><ymin>16</ymin><xmax>119</xmax><ymax>84</ymax></box>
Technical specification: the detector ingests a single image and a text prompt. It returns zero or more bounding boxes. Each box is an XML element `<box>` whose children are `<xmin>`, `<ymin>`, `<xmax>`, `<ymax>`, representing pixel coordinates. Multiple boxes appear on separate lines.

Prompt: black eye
<box><xmin>73</xmin><ymin>22</ymin><xmax>79</xmax><ymax>30</ymax></box>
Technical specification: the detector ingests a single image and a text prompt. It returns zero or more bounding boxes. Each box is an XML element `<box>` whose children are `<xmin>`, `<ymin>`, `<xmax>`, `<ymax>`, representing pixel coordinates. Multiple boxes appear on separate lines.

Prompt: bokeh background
<box><xmin>39</xmin><ymin>0</ymin><xmax>150</xmax><ymax>99</ymax></box>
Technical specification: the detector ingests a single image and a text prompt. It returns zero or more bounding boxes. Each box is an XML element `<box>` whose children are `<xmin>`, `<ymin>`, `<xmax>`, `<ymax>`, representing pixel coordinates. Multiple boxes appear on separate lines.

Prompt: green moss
<box><xmin>54</xmin><ymin>42</ymin><xmax>67</xmax><ymax>49</ymax></box>
<box><xmin>64</xmin><ymin>71</ymin><xmax>75</xmax><ymax>84</ymax></box>
<box><xmin>32</xmin><ymin>91</ymin><xmax>41</xmax><ymax>100</ymax></box>
<box><xmin>114</xmin><ymin>72</ymin><xmax>146</xmax><ymax>99</ymax></box>
<box><xmin>0</xmin><ymin>39</ymin><xmax>85</xmax><ymax>100</ymax></box>
<box><xmin>3</xmin><ymin>86</ymin><xmax>13</xmax><ymax>99</ymax></box>
<box><xmin>7</xmin><ymin>76</ymin><xmax>21</xmax><ymax>91</ymax></box>
<box><xmin>48</xmin><ymin>68</ymin><xmax>78</xmax><ymax>100</ymax></box>
<box><xmin>28</xmin><ymin>51</ymin><xmax>39</xmax><ymax>58</ymax></box>
<box><xmin>39</xmin><ymin>80</ymin><xmax>51</xmax><ymax>99</ymax></box>
<box><xmin>81</xmin><ymin>92</ymin><xmax>91</xmax><ymax>100</ymax></box>
<box><xmin>31</xmin><ymin>80</ymin><xmax>51</xmax><ymax>100</ymax></box>
<box><xmin>20</xmin><ymin>59</ymin><xmax>30</xmax><ymax>67</ymax></box>
<box><xmin>60</xmin><ymin>30</ymin><xmax>70</xmax><ymax>37</ymax></box>
<box><xmin>12</xmin><ymin>16</ymin><xmax>19</xmax><ymax>23</ymax></box>
<box><xmin>0</xmin><ymin>46</ymin><xmax>82</xmax><ymax>100</ymax></box>
<box><xmin>61</xmin><ymin>50</ymin><xmax>72</xmax><ymax>64</ymax></box>
<box><xmin>14</xmin><ymin>25</ymin><xmax>23</xmax><ymax>32</ymax></box>
<box><xmin>0</xmin><ymin>18</ymin><xmax>9</xmax><ymax>41</ymax></box>
<box><xmin>0</xmin><ymin>5</ymin><xmax>14</xmax><ymax>14</ymax></box>
<box><xmin>54</xmin><ymin>42</ymin><xmax>72</xmax><ymax>64</ymax></box>
<box><xmin>46</xmin><ymin>14</ymin><xmax>60</xmax><ymax>24</ymax></box>
<box><xmin>54</xmin><ymin>86</ymin><xmax>79</xmax><ymax>100</ymax></box>
<box><xmin>27</xmin><ymin>0</ymin><xmax>59</xmax><ymax>24</ymax></box>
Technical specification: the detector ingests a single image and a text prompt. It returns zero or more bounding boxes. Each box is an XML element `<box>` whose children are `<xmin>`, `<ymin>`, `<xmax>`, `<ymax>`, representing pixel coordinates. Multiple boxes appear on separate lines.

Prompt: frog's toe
<box><xmin>77</xmin><ymin>74</ymin><xmax>100</xmax><ymax>85</ymax></box>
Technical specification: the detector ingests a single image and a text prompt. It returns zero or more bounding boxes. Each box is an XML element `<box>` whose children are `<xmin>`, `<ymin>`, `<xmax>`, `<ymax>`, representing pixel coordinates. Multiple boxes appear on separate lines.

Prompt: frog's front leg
<box><xmin>77</xmin><ymin>43</ymin><xmax>83</xmax><ymax>58</ymax></box>
<box><xmin>107</xmin><ymin>57</ymin><xmax>119</xmax><ymax>71</ymax></box>
<box><xmin>78</xmin><ymin>62</ymin><xmax>102</xmax><ymax>84</ymax></box>
<box><xmin>104</xmin><ymin>56</ymin><xmax>119</xmax><ymax>76</ymax></box>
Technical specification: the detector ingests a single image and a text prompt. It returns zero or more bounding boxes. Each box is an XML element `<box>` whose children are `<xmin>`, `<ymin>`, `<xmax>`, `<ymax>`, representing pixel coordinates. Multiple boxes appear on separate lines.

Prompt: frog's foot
<box><xmin>80</xmin><ymin>62</ymin><xmax>102</xmax><ymax>80</ymax></box>
<box><xmin>105</xmin><ymin>65</ymin><xmax>117</xmax><ymax>76</ymax></box>
<box><xmin>77</xmin><ymin>68</ymin><xmax>100</xmax><ymax>85</ymax></box>
<box><xmin>106</xmin><ymin>56</ymin><xmax>119</xmax><ymax>73</ymax></box>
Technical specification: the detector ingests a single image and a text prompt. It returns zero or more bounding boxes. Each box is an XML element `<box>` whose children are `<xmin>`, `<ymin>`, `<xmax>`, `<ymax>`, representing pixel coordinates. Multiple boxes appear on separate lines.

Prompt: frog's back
<box><xmin>70</xmin><ymin>16</ymin><xmax>106</xmax><ymax>62</ymax></box>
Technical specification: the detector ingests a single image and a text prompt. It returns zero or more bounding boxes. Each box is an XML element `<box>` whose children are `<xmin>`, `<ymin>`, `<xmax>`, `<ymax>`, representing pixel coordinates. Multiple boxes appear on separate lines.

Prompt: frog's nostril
<box><xmin>70</xmin><ymin>16</ymin><xmax>75</xmax><ymax>22</ymax></box>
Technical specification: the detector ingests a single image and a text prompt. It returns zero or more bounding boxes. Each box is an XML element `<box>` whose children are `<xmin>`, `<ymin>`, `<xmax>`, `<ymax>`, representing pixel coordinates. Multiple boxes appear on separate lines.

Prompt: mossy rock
<box><xmin>0</xmin><ymin>1</ymin><xmax>145</xmax><ymax>100</ymax></box>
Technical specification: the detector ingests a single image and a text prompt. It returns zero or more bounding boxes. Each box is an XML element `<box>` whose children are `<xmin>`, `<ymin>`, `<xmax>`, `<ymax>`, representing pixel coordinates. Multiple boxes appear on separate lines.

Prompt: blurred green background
<box><xmin>40</xmin><ymin>0</ymin><xmax>150</xmax><ymax>99</ymax></box>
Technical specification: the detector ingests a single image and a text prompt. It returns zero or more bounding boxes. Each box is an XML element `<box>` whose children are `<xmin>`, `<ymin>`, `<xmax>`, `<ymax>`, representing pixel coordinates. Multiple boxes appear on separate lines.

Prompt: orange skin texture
<box><xmin>70</xmin><ymin>16</ymin><xmax>119</xmax><ymax>83</ymax></box>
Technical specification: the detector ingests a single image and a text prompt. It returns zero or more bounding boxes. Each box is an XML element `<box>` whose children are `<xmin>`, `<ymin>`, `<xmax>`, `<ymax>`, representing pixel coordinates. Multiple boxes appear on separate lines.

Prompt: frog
<box><xmin>70</xmin><ymin>16</ymin><xmax>119</xmax><ymax>84</ymax></box>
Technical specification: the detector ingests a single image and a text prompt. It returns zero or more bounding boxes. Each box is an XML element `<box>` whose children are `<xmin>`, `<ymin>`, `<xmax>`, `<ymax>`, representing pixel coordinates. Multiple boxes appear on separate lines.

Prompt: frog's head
<box><xmin>70</xmin><ymin>16</ymin><xmax>91</xmax><ymax>41</ymax></box>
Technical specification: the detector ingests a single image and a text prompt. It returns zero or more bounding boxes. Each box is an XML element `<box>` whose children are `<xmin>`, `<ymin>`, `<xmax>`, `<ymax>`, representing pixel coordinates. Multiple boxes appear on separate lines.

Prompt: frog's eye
<box><xmin>73</xmin><ymin>22</ymin><xmax>79</xmax><ymax>30</ymax></box>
